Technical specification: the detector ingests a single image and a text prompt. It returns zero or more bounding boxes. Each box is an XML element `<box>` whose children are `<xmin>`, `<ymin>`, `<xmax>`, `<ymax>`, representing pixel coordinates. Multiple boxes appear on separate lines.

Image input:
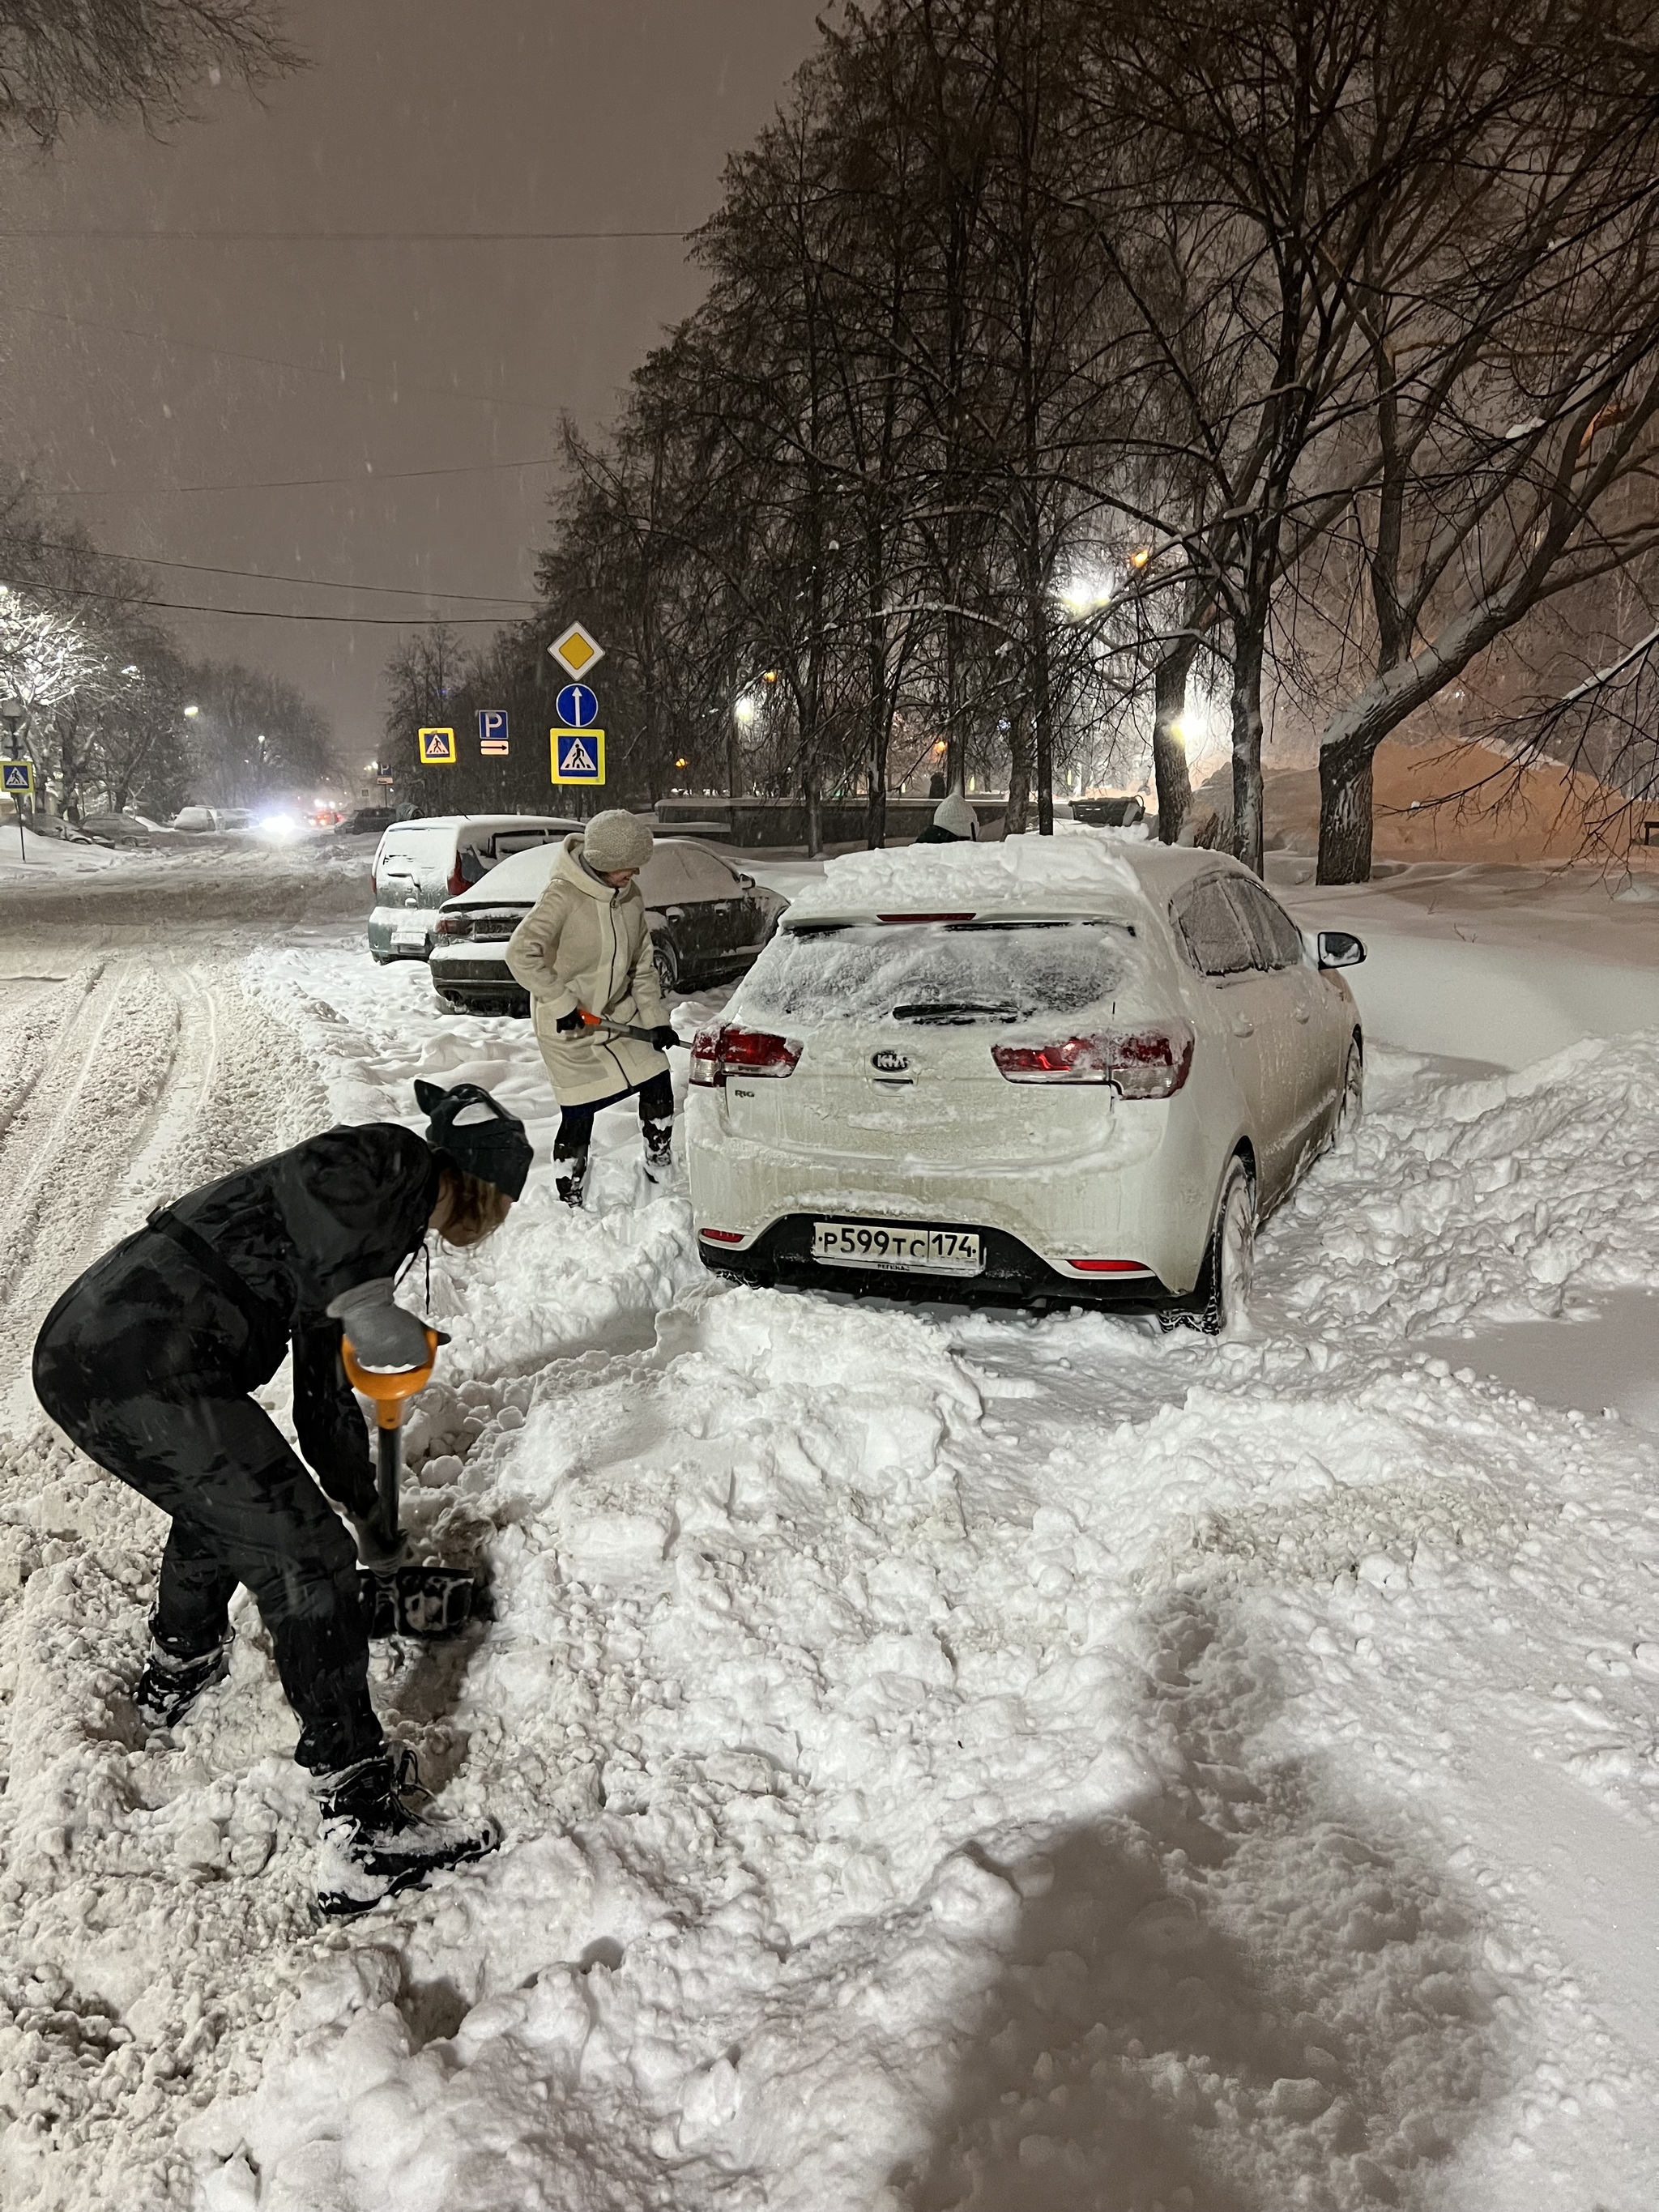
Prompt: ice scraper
<box><xmin>340</xmin><ymin>1328</ymin><xmax>478</xmax><ymax>1639</ymax></box>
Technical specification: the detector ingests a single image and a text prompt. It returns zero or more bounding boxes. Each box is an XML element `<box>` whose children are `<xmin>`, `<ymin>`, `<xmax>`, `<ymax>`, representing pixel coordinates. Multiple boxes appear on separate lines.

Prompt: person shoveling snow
<box><xmin>30</xmin><ymin>1079</ymin><xmax>531</xmax><ymax>1916</ymax></box>
<box><xmin>505</xmin><ymin>809</ymin><xmax>680</xmax><ymax>1206</ymax></box>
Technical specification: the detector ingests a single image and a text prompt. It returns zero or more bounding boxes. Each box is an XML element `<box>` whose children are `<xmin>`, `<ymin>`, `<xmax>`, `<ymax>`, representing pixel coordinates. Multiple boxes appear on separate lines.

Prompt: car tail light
<box><xmin>689</xmin><ymin>1023</ymin><xmax>802</xmax><ymax>1088</ymax></box>
<box><xmin>1066</xmin><ymin>1259</ymin><xmax>1154</xmax><ymax>1273</ymax></box>
<box><xmin>448</xmin><ymin>862</ymin><xmax>467</xmax><ymax>897</ymax></box>
<box><xmin>992</xmin><ymin>1021</ymin><xmax>1193</xmax><ymax>1096</ymax></box>
<box><xmin>699</xmin><ymin>1228</ymin><xmax>745</xmax><ymax>1243</ymax></box>
<box><xmin>433</xmin><ymin>912</ymin><xmax>472</xmax><ymax>940</ymax></box>
<box><xmin>875</xmin><ymin>911</ymin><xmax>976</xmax><ymax>924</ymax></box>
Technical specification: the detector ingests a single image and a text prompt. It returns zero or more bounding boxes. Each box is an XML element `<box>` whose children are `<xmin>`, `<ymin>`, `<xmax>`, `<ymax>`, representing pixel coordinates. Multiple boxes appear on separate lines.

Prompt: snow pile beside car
<box><xmin>793</xmin><ymin>830</ymin><xmax>1142</xmax><ymax>918</ymax></box>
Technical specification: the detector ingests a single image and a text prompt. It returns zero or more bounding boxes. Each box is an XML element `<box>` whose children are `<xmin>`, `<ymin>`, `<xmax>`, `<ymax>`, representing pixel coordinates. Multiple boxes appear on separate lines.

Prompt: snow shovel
<box><xmin>340</xmin><ymin>1327</ymin><xmax>478</xmax><ymax>1640</ymax></box>
<box><xmin>577</xmin><ymin>1008</ymin><xmax>688</xmax><ymax>1047</ymax></box>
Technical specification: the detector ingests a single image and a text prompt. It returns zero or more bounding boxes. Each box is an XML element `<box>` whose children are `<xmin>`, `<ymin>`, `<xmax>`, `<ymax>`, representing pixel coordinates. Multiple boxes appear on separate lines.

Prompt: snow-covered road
<box><xmin>1</xmin><ymin>845</ymin><xmax>1657</xmax><ymax>2210</ymax></box>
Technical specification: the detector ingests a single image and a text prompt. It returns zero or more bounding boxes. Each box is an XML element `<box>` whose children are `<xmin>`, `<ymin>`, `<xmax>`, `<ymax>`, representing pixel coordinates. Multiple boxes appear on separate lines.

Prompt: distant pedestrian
<box><xmin>504</xmin><ymin>810</ymin><xmax>678</xmax><ymax>1206</ymax></box>
<box><xmin>915</xmin><ymin>793</ymin><xmax>979</xmax><ymax>844</ymax></box>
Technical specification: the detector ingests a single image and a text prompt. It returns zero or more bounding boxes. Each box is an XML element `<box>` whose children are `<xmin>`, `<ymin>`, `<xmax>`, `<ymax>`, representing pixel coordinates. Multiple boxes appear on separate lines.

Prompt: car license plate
<box><xmin>812</xmin><ymin>1221</ymin><xmax>983</xmax><ymax>1275</ymax></box>
<box><xmin>392</xmin><ymin>927</ymin><xmax>426</xmax><ymax>948</ymax></box>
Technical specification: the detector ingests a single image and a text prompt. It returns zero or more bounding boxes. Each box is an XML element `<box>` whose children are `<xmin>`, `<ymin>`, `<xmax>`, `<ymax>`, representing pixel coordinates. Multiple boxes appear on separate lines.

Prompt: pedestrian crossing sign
<box><xmin>551</xmin><ymin>727</ymin><xmax>606</xmax><ymax>785</ymax></box>
<box><xmin>1</xmin><ymin>759</ymin><xmax>32</xmax><ymax>795</ymax></box>
<box><xmin>418</xmin><ymin>727</ymin><xmax>458</xmax><ymax>766</ymax></box>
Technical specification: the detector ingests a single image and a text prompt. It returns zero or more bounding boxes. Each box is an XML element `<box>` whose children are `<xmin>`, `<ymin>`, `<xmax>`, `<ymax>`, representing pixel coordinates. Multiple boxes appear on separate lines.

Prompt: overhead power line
<box><xmin>0</xmin><ymin>573</ymin><xmax>526</xmax><ymax>626</ymax></box>
<box><xmin>0</xmin><ymin>227</ymin><xmax>689</xmax><ymax>242</ymax></box>
<box><xmin>0</xmin><ymin>532</ymin><xmax>539</xmax><ymax>607</ymax></box>
<box><xmin>63</xmin><ymin>453</ymin><xmax>561</xmax><ymax>498</ymax></box>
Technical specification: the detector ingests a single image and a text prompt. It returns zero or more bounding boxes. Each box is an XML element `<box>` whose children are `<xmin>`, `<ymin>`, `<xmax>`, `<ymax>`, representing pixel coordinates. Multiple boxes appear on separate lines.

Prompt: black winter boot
<box><xmin>313</xmin><ymin>1746</ymin><xmax>500</xmax><ymax>1917</ymax></box>
<box><xmin>555</xmin><ymin>1147</ymin><xmax>590</xmax><ymax>1208</ymax></box>
<box><xmin>134</xmin><ymin>1632</ymin><xmax>232</xmax><ymax>1730</ymax></box>
<box><xmin>642</xmin><ymin>1115</ymin><xmax>674</xmax><ymax>1183</ymax></box>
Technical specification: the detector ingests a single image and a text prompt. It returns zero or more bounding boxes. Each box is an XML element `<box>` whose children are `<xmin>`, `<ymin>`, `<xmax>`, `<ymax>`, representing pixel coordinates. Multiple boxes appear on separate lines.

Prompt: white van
<box><xmin>368</xmin><ymin>814</ymin><xmax>582</xmax><ymax>962</ymax></box>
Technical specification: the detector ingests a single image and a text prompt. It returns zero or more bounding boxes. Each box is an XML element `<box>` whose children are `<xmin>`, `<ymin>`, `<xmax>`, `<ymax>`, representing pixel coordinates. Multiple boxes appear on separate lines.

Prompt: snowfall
<box><xmin>1</xmin><ymin>826</ymin><xmax>1657</xmax><ymax>2212</ymax></box>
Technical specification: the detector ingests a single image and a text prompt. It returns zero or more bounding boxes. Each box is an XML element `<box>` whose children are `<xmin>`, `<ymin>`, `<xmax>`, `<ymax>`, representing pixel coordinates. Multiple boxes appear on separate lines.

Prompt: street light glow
<box><xmin>183</xmin><ymin>703</ymin><xmax>199</xmax><ymax>718</ymax></box>
<box><xmin>734</xmin><ymin>693</ymin><xmax>760</xmax><ymax>725</ymax></box>
<box><xmin>1058</xmin><ymin>570</ymin><xmax>1112</xmax><ymax>616</ymax></box>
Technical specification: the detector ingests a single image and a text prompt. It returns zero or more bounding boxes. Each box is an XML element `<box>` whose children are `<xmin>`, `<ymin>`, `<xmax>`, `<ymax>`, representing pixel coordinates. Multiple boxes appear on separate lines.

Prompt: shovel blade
<box><xmin>360</xmin><ymin>1564</ymin><xmax>478</xmax><ymax>1640</ymax></box>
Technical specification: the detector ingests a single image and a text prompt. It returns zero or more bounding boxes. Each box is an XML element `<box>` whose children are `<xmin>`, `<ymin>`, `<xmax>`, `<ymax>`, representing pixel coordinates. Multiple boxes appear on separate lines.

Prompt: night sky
<box><xmin>0</xmin><ymin>2</ymin><xmax>827</xmax><ymax>748</ymax></box>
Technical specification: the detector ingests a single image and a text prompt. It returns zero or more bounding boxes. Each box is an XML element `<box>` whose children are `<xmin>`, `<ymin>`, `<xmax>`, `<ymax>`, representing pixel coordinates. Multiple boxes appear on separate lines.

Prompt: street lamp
<box><xmin>183</xmin><ymin>703</ymin><xmax>199</xmax><ymax>718</ymax></box>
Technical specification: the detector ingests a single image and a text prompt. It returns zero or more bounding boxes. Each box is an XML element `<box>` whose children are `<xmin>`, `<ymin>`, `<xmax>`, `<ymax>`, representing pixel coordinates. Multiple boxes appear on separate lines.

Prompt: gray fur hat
<box><xmin>582</xmin><ymin>809</ymin><xmax>654</xmax><ymax>873</ymax></box>
<box><xmin>932</xmin><ymin>792</ymin><xmax>979</xmax><ymax>840</ymax></box>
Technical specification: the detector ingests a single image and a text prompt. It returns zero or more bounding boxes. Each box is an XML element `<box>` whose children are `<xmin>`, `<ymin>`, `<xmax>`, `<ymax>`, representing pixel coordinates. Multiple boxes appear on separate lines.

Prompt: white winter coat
<box><xmin>503</xmin><ymin>836</ymin><xmax>669</xmax><ymax>1106</ymax></box>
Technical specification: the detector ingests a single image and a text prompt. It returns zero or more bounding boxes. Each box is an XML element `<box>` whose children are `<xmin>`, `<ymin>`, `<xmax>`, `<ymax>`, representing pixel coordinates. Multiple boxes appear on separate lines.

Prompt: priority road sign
<box><xmin>479</xmin><ymin>709</ymin><xmax>510</xmax><ymax>757</ymax></box>
<box><xmin>1</xmin><ymin>760</ymin><xmax>33</xmax><ymax>795</ymax></box>
<box><xmin>554</xmin><ymin>681</ymin><xmax>599</xmax><ymax>728</ymax></box>
<box><xmin>551</xmin><ymin>727</ymin><xmax>606</xmax><ymax>785</ymax></box>
<box><xmin>418</xmin><ymin>727</ymin><xmax>458</xmax><ymax>766</ymax></box>
<box><xmin>548</xmin><ymin>621</ymin><xmax>605</xmax><ymax>680</ymax></box>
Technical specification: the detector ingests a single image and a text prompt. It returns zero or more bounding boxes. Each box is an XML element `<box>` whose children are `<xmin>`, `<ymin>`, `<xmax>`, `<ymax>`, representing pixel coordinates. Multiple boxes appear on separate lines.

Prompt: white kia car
<box><xmin>685</xmin><ymin>837</ymin><xmax>1363</xmax><ymax>1328</ymax></box>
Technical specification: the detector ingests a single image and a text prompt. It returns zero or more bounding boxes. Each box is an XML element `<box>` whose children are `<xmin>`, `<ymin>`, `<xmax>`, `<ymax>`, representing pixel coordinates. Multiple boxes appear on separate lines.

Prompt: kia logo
<box><xmin>871</xmin><ymin>1049</ymin><xmax>909</xmax><ymax>1073</ymax></box>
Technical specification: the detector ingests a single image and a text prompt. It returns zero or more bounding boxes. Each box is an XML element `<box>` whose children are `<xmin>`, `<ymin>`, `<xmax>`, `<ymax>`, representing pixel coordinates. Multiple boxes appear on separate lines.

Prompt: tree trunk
<box><xmin>1230</xmin><ymin>620</ymin><xmax>1265</xmax><ymax>876</ymax></box>
<box><xmin>865</xmin><ymin>559</ymin><xmax>890</xmax><ymax>849</ymax></box>
<box><xmin>1318</xmin><ymin>736</ymin><xmax>1375</xmax><ymax>883</ymax></box>
<box><xmin>1152</xmin><ymin>654</ymin><xmax>1193</xmax><ymax>843</ymax></box>
<box><xmin>1006</xmin><ymin>710</ymin><xmax>1032</xmax><ymax>834</ymax></box>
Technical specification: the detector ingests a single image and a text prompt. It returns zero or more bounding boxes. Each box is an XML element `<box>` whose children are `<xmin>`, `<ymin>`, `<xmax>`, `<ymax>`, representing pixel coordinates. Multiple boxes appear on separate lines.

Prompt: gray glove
<box><xmin>326</xmin><ymin>1277</ymin><xmax>431</xmax><ymax>1372</ymax></box>
<box><xmin>348</xmin><ymin>1512</ymin><xmax>412</xmax><ymax>1571</ymax></box>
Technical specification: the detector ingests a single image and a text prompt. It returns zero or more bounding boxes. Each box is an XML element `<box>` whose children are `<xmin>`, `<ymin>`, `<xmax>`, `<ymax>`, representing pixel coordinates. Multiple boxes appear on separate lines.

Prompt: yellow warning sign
<box><xmin>548</xmin><ymin>621</ymin><xmax>605</xmax><ymax>680</ymax></box>
<box><xmin>418</xmin><ymin>727</ymin><xmax>458</xmax><ymax>765</ymax></box>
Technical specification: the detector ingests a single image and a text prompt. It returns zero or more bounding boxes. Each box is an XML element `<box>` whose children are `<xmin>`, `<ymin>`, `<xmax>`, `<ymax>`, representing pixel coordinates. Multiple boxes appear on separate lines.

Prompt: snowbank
<box><xmin>789</xmin><ymin>830</ymin><xmax>1141</xmax><ymax>918</ymax></box>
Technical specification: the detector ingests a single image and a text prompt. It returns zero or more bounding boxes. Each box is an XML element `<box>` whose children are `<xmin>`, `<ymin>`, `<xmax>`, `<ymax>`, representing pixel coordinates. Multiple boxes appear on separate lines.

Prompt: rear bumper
<box><xmin>369</xmin><ymin>904</ymin><xmax>437</xmax><ymax>960</ymax></box>
<box><xmin>427</xmin><ymin>948</ymin><xmax>527</xmax><ymax>1013</ymax></box>
<box><xmin>697</xmin><ymin>1213</ymin><xmax>1183</xmax><ymax>1313</ymax></box>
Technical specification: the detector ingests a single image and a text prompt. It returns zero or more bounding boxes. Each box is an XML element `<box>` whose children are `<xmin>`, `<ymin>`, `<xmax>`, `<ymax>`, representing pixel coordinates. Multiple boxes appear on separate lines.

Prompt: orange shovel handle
<box><xmin>341</xmin><ymin>1327</ymin><xmax>440</xmax><ymax>1431</ymax></box>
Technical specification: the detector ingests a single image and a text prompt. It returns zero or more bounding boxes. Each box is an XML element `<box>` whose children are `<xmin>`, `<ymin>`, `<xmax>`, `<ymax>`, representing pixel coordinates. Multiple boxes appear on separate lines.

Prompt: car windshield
<box><xmin>741</xmin><ymin>917</ymin><xmax>1135</xmax><ymax>1025</ymax></box>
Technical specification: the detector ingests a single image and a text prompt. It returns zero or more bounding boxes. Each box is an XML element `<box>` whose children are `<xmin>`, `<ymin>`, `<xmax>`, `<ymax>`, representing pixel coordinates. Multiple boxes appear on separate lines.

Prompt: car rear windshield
<box><xmin>742</xmin><ymin>917</ymin><xmax>1135</xmax><ymax>1025</ymax></box>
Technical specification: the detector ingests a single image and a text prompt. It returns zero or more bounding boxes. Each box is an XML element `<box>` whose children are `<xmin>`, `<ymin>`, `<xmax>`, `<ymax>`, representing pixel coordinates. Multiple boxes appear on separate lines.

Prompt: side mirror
<box><xmin>1317</xmin><ymin>930</ymin><xmax>1365</xmax><ymax>970</ymax></box>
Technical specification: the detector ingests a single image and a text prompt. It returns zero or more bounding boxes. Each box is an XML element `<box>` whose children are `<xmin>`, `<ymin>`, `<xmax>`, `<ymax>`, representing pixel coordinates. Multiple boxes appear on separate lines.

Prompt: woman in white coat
<box><xmin>504</xmin><ymin>811</ymin><xmax>678</xmax><ymax>1205</ymax></box>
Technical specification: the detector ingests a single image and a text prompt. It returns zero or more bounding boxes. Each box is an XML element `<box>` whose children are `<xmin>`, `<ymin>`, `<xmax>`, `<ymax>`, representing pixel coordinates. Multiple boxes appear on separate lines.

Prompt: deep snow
<box><xmin>0</xmin><ymin>841</ymin><xmax>1655</xmax><ymax>2210</ymax></box>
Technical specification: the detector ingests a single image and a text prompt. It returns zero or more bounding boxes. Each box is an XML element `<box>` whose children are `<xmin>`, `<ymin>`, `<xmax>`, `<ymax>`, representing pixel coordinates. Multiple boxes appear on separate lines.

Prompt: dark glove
<box><xmin>555</xmin><ymin>1006</ymin><xmax>586</xmax><ymax>1034</ymax></box>
<box><xmin>326</xmin><ymin>1278</ymin><xmax>432</xmax><ymax>1371</ymax></box>
<box><xmin>649</xmin><ymin>1024</ymin><xmax>678</xmax><ymax>1051</ymax></box>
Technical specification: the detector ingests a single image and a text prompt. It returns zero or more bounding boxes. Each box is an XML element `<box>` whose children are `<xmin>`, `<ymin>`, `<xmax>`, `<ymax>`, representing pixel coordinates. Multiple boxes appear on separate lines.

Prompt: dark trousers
<box><xmin>554</xmin><ymin>1069</ymin><xmax>674</xmax><ymax>1159</ymax></box>
<box><xmin>34</xmin><ymin>1373</ymin><xmax>382</xmax><ymax>1775</ymax></box>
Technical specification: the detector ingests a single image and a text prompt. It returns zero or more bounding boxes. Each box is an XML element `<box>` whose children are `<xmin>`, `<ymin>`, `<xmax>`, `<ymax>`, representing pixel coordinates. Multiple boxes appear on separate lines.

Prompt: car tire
<box><xmin>653</xmin><ymin>935</ymin><xmax>680</xmax><ymax>997</ymax></box>
<box><xmin>1333</xmin><ymin>1037</ymin><xmax>1363</xmax><ymax>1144</ymax></box>
<box><xmin>1186</xmin><ymin>1154</ymin><xmax>1255</xmax><ymax>1336</ymax></box>
<box><xmin>370</xmin><ymin>950</ymin><xmax>393</xmax><ymax>965</ymax></box>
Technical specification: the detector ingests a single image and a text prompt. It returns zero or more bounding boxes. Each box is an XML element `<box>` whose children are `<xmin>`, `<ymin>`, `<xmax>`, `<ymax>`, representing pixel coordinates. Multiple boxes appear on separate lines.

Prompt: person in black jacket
<box><xmin>32</xmin><ymin>1078</ymin><xmax>532</xmax><ymax>1916</ymax></box>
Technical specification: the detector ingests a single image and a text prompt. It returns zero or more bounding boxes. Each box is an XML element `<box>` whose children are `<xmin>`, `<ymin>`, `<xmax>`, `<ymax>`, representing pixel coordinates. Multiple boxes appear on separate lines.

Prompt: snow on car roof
<box><xmin>786</xmin><ymin>826</ymin><xmax>1155</xmax><ymax>922</ymax></box>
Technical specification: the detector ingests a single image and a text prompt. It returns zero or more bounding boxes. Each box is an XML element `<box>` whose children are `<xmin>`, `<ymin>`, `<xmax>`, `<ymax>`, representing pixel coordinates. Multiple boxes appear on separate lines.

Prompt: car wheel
<box><xmin>653</xmin><ymin>935</ymin><xmax>680</xmax><ymax>996</ymax></box>
<box><xmin>370</xmin><ymin>949</ymin><xmax>393</xmax><ymax>965</ymax></box>
<box><xmin>1187</xmin><ymin>1155</ymin><xmax>1255</xmax><ymax>1336</ymax></box>
<box><xmin>1333</xmin><ymin>1038</ymin><xmax>1363</xmax><ymax>1144</ymax></box>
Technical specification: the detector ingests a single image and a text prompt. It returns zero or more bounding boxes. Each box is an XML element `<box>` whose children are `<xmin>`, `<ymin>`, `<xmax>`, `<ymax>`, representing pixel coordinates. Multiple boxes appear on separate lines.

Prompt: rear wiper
<box><xmin>891</xmin><ymin>999</ymin><xmax>1025</xmax><ymax>1024</ymax></box>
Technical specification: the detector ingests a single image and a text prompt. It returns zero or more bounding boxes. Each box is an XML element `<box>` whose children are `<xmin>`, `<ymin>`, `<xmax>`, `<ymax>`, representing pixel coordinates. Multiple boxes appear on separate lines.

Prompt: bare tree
<box><xmin>0</xmin><ymin>0</ymin><xmax>296</xmax><ymax>146</ymax></box>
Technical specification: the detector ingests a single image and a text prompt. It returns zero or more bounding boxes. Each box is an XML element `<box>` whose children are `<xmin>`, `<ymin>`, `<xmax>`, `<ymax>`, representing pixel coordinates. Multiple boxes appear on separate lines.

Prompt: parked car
<box><xmin>428</xmin><ymin>834</ymin><xmax>788</xmax><ymax>1012</ymax></box>
<box><xmin>78</xmin><ymin>812</ymin><xmax>157</xmax><ymax>845</ymax></box>
<box><xmin>369</xmin><ymin>814</ymin><xmax>582</xmax><ymax>963</ymax></box>
<box><xmin>336</xmin><ymin>806</ymin><xmax>394</xmax><ymax>837</ymax></box>
<box><xmin>172</xmin><ymin>805</ymin><xmax>220</xmax><ymax>833</ymax></box>
<box><xmin>685</xmin><ymin>843</ymin><xmax>1364</xmax><ymax>1329</ymax></box>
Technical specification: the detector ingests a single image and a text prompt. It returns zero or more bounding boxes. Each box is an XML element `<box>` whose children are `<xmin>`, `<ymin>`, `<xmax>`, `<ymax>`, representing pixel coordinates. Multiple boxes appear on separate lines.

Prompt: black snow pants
<box><xmin>553</xmin><ymin>1068</ymin><xmax>674</xmax><ymax>1161</ymax></box>
<box><xmin>32</xmin><ymin>1226</ymin><xmax>383</xmax><ymax>1775</ymax></box>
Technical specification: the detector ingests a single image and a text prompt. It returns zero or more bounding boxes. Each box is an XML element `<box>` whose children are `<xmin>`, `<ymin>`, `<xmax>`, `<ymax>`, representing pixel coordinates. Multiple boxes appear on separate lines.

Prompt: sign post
<box><xmin>1</xmin><ymin>698</ymin><xmax>31</xmax><ymax>862</ymax></box>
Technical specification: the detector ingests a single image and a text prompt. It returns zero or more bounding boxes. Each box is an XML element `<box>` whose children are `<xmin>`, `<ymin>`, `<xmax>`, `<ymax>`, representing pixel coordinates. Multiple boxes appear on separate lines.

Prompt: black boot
<box><xmin>642</xmin><ymin>1115</ymin><xmax>674</xmax><ymax>1183</ymax></box>
<box><xmin>555</xmin><ymin>1146</ymin><xmax>590</xmax><ymax>1208</ymax></box>
<box><xmin>313</xmin><ymin>1746</ymin><xmax>500</xmax><ymax>1917</ymax></box>
<box><xmin>134</xmin><ymin>1630</ymin><xmax>232</xmax><ymax>1730</ymax></box>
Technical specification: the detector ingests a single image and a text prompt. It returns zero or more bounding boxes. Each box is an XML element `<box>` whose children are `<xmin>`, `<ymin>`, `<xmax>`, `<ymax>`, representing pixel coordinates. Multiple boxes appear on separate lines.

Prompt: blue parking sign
<box><xmin>479</xmin><ymin>709</ymin><xmax>510</xmax><ymax>757</ymax></box>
